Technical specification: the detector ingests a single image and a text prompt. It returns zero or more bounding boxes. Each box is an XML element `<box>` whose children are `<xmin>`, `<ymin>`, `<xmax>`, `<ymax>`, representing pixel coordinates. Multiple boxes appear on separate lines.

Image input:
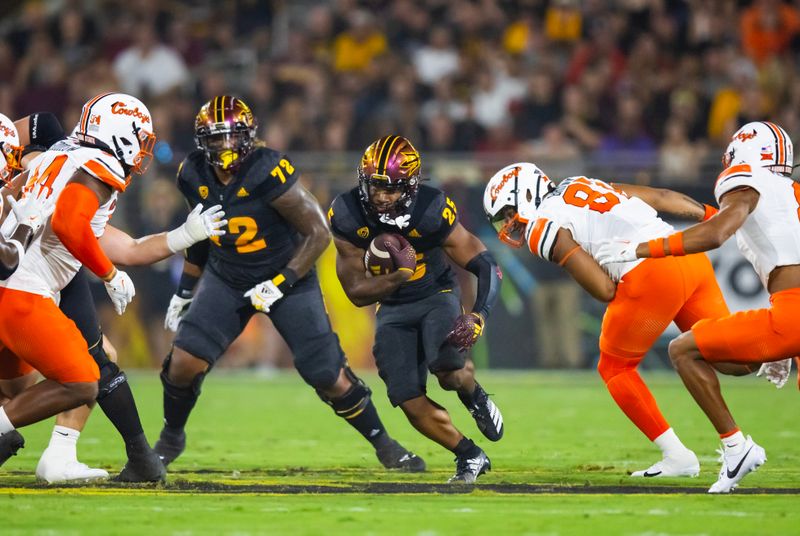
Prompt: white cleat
<box><xmin>630</xmin><ymin>449</ymin><xmax>700</xmax><ymax>478</ymax></box>
<box><xmin>36</xmin><ymin>449</ymin><xmax>109</xmax><ymax>484</ymax></box>
<box><xmin>708</xmin><ymin>436</ymin><xmax>766</xmax><ymax>494</ymax></box>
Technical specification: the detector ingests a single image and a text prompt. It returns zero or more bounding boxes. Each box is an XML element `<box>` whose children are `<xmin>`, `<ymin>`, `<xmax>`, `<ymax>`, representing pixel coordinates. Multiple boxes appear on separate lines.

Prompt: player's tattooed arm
<box><xmin>271</xmin><ymin>182</ymin><xmax>331</xmax><ymax>278</ymax></box>
<box><xmin>552</xmin><ymin>228</ymin><xmax>616</xmax><ymax>302</ymax></box>
<box><xmin>611</xmin><ymin>183</ymin><xmax>712</xmax><ymax>221</ymax></box>
<box><xmin>333</xmin><ymin>236</ymin><xmax>409</xmax><ymax>307</ymax></box>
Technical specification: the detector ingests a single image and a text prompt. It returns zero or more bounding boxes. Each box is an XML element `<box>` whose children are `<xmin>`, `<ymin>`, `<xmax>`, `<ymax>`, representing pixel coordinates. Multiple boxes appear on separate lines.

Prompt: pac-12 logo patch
<box><xmin>199</xmin><ymin>186</ymin><xmax>209</xmax><ymax>199</ymax></box>
<box><xmin>357</xmin><ymin>226</ymin><xmax>370</xmax><ymax>239</ymax></box>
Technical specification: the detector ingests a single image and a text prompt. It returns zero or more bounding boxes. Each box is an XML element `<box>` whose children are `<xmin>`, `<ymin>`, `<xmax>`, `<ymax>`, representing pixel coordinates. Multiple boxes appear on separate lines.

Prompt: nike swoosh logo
<box><xmin>727</xmin><ymin>446</ymin><xmax>754</xmax><ymax>478</ymax></box>
<box><xmin>55</xmin><ymin>431</ymin><xmax>69</xmax><ymax>437</ymax></box>
<box><xmin>643</xmin><ymin>470</ymin><xmax>662</xmax><ymax>477</ymax></box>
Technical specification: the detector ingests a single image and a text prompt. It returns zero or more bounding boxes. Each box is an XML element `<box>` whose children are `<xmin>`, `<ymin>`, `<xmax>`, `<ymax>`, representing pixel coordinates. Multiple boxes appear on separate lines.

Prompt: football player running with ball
<box><xmin>158</xmin><ymin>97</ymin><xmax>423</xmax><ymax>471</ymax></box>
<box><xmin>329</xmin><ymin>135</ymin><xmax>504</xmax><ymax>483</ymax></box>
<box><xmin>596</xmin><ymin>121</ymin><xmax>800</xmax><ymax>493</ymax></box>
<box><xmin>483</xmin><ymin>162</ymin><xmax>754</xmax><ymax>480</ymax></box>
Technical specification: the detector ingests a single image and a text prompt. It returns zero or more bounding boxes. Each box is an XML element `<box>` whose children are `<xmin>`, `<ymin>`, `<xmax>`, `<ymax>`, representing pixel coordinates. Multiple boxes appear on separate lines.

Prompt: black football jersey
<box><xmin>328</xmin><ymin>184</ymin><xmax>458</xmax><ymax>304</ymax></box>
<box><xmin>176</xmin><ymin>147</ymin><xmax>300</xmax><ymax>290</ymax></box>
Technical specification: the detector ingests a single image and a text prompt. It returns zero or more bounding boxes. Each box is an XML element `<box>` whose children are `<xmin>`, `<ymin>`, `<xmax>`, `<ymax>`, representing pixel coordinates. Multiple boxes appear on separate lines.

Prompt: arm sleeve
<box><xmin>465</xmin><ymin>251</ymin><xmax>502</xmax><ymax>320</ymax></box>
<box><xmin>27</xmin><ymin>112</ymin><xmax>66</xmax><ymax>149</ymax></box>
<box><xmin>51</xmin><ymin>182</ymin><xmax>115</xmax><ymax>278</ymax></box>
<box><xmin>525</xmin><ymin>217</ymin><xmax>558</xmax><ymax>261</ymax></box>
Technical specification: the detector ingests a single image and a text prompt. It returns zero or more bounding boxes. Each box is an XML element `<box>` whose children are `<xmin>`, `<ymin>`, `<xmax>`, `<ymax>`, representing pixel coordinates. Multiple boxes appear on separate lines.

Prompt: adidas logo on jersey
<box><xmin>237</xmin><ymin>187</ymin><xmax>249</xmax><ymax>197</ymax></box>
<box><xmin>409</xmin><ymin>229</ymin><xmax>421</xmax><ymax>238</ymax></box>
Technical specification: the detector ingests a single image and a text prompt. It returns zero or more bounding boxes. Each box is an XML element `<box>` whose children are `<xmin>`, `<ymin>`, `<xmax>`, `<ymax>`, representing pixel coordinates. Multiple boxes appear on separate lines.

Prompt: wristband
<box><xmin>177</xmin><ymin>272</ymin><xmax>199</xmax><ymax>299</ymax></box>
<box><xmin>648</xmin><ymin>238</ymin><xmax>666</xmax><ymax>258</ymax></box>
<box><xmin>271</xmin><ymin>268</ymin><xmax>298</xmax><ymax>292</ymax></box>
<box><xmin>667</xmin><ymin>232</ymin><xmax>686</xmax><ymax>256</ymax></box>
<box><xmin>702</xmin><ymin>204</ymin><xmax>718</xmax><ymax>221</ymax></box>
<box><xmin>166</xmin><ymin>225</ymin><xmax>193</xmax><ymax>253</ymax></box>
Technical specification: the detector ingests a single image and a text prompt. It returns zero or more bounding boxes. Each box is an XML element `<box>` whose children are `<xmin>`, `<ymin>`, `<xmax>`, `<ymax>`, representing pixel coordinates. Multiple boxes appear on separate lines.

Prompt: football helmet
<box><xmin>483</xmin><ymin>162</ymin><xmax>554</xmax><ymax>248</ymax></box>
<box><xmin>358</xmin><ymin>135</ymin><xmax>421</xmax><ymax>221</ymax></box>
<box><xmin>74</xmin><ymin>92</ymin><xmax>155</xmax><ymax>175</ymax></box>
<box><xmin>723</xmin><ymin>121</ymin><xmax>793</xmax><ymax>176</ymax></box>
<box><xmin>195</xmin><ymin>96</ymin><xmax>257</xmax><ymax>172</ymax></box>
<box><xmin>0</xmin><ymin>113</ymin><xmax>22</xmax><ymax>184</ymax></box>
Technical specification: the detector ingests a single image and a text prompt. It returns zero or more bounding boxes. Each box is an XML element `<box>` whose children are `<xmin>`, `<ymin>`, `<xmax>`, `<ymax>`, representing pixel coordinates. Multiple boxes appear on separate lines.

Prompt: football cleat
<box><xmin>467</xmin><ymin>385</ymin><xmax>504</xmax><ymax>442</ymax></box>
<box><xmin>708</xmin><ymin>436</ymin><xmax>766</xmax><ymax>494</ymax></box>
<box><xmin>630</xmin><ymin>449</ymin><xmax>700</xmax><ymax>478</ymax></box>
<box><xmin>114</xmin><ymin>448</ymin><xmax>167</xmax><ymax>483</ymax></box>
<box><xmin>0</xmin><ymin>430</ymin><xmax>25</xmax><ymax>467</ymax></box>
<box><xmin>448</xmin><ymin>449</ymin><xmax>491</xmax><ymax>484</ymax></box>
<box><xmin>376</xmin><ymin>439</ymin><xmax>426</xmax><ymax>472</ymax></box>
<box><xmin>36</xmin><ymin>449</ymin><xmax>109</xmax><ymax>484</ymax></box>
<box><xmin>153</xmin><ymin>427</ymin><xmax>186</xmax><ymax>467</ymax></box>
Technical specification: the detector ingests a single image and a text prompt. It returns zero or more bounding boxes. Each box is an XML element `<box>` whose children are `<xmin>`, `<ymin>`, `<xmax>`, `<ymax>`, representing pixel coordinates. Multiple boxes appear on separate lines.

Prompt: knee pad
<box><xmin>318</xmin><ymin>368</ymin><xmax>372</xmax><ymax>420</ymax></box>
<box><xmin>88</xmin><ymin>335</ymin><xmax>110</xmax><ymax>368</ymax></box>
<box><xmin>97</xmin><ymin>360</ymin><xmax>127</xmax><ymax>400</ymax></box>
<box><xmin>160</xmin><ymin>350</ymin><xmax>206</xmax><ymax>397</ymax></box>
<box><xmin>597</xmin><ymin>352</ymin><xmax>639</xmax><ymax>384</ymax></box>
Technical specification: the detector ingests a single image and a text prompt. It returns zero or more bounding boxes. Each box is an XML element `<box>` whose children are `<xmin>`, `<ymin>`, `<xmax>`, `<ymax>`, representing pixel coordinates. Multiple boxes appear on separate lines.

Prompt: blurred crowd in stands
<box><xmin>0</xmin><ymin>0</ymin><xmax>795</xmax><ymax>369</ymax></box>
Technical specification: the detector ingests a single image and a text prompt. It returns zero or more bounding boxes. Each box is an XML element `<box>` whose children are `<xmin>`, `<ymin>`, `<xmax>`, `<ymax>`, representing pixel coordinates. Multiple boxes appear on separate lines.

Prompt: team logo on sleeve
<box><xmin>199</xmin><ymin>186</ymin><xmax>209</xmax><ymax>199</ymax></box>
<box><xmin>357</xmin><ymin>226</ymin><xmax>370</xmax><ymax>238</ymax></box>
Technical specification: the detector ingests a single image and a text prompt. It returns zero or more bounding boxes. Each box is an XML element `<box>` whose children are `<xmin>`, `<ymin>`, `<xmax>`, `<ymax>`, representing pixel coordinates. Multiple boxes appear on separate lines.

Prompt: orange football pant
<box><xmin>693</xmin><ymin>288</ymin><xmax>800</xmax><ymax>364</ymax></box>
<box><xmin>598</xmin><ymin>254</ymin><xmax>729</xmax><ymax>441</ymax></box>
<box><xmin>0</xmin><ymin>287</ymin><xmax>99</xmax><ymax>383</ymax></box>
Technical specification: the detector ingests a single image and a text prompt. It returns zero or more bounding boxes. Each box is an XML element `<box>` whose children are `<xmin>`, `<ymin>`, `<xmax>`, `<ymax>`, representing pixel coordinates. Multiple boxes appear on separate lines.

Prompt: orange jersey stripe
<box><xmin>527</xmin><ymin>218</ymin><xmax>548</xmax><ymax>255</ymax></box>
<box><xmin>84</xmin><ymin>159</ymin><xmax>127</xmax><ymax>192</ymax></box>
<box><xmin>715</xmin><ymin>163</ymin><xmax>752</xmax><ymax>187</ymax></box>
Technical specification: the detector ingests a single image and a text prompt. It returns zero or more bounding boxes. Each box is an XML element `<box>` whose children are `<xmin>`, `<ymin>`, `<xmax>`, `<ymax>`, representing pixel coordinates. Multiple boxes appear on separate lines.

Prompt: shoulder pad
<box><xmin>329</xmin><ymin>189</ymin><xmax>367</xmax><ymax>241</ymax></box>
<box><xmin>412</xmin><ymin>185</ymin><xmax>458</xmax><ymax>237</ymax></box>
<box><xmin>79</xmin><ymin>150</ymin><xmax>128</xmax><ymax>192</ymax></box>
<box><xmin>714</xmin><ymin>163</ymin><xmax>761</xmax><ymax>202</ymax></box>
<box><xmin>245</xmin><ymin>147</ymin><xmax>299</xmax><ymax>200</ymax></box>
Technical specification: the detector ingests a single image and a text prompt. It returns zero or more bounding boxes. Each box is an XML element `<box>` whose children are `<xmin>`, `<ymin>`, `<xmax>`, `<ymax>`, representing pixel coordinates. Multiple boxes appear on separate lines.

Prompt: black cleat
<box><xmin>376</xmin><ymin>439</ymin><xmax>426</xmax><ymax>472</ymax></box>
<box><xmin>0</xmin><ymin>430</ymin><xmax>25</xmax><ymax>467</ymax></box>
<box><xmin>153</xmin><ymin>427</ymin><xmax>186</xmax><ymax>467</ymax></box>
<box><xmin>114</xmin><ymin>449</ymin><xmax>167</xmax><ymax>483</ymax></box>
<box><xmin>448</xmin><ymin>449</ymin><xmax>491</xmax><ymax>484</ymax></box>
<box><xmin>467</xmin><ymin>385</ymin><xmax>504</xmax><ymax>442</ymax></box>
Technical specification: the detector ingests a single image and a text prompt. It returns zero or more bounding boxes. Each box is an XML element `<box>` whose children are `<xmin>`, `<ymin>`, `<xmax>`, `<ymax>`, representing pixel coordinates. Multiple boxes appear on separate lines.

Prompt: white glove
<box><xmin>166</xmin><ymin>204</ymin><xmax>227</xmax><ymax>253</ymax></box>
<box><xmin>8</xmin><ymin>190</ymin><xmax>56</xmax><ymax>234</ymax></box>
<box><xmin>104</xmin><ymin>269</ymin><xmax>135</xmax><ymax>315</ymax></box>
<box><xmin>164</xmin><ymin>294</ymin><xmax>193</xmax><ymax>332</ymax></box>
<box><xmin>757</xmin><ymin>358</ymin><xmax>792</xmax><ymax>389</ymax></box>
<box><xmin>596</xmin><ymin>237</ymin><xmax>639</xmax><ymax>266</ymax></box>
<box><xmin>244</xmin><ymin>280</ymin><xmax>283</xmax><ymax>313</ymax></box>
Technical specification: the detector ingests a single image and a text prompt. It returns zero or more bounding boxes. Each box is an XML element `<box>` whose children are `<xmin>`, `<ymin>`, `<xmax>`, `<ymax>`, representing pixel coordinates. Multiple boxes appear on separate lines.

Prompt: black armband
<box><xmin>465</xmin><ymin>251</ymin><xmax>502</xmax><ymax>320</ymax></box>
<box><xmin>271</xmin><ymin>267</ymin><xmax>298</xmax><ymax>292</ymax></box>
<box><xmin>28</xmin><ymin>112</ymin><xmax>65</xmax><ymax>148</ymax></box>
<box><xmin>176</xmin><ymin>272</ymin><xmax>199</xmax><ymax>299</ymax></box>
<box><xmin>185</xmin><ymin>238</ymin><xmax>209</xmax><ymax>267</ymax></box>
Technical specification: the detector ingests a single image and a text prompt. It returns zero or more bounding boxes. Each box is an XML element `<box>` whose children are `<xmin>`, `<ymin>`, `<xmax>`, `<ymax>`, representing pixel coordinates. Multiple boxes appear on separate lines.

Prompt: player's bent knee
<box><xmin>165</xmin><ymin>347</ymin><xmax>210</xmax><ymax>386</ymax></box>
<box><xmin>66</xmin><ymin>381</ymin><xmax>99</xmax><ymax>406</ymax></box>
<box><xmin>318</xmin><ymin>372</ymin><xmax>372</xmax><ymax>419</ymax></box>
<box><xmin>434</xmin><ymin>369</ymin><xmax>462</xmax><ymax>391</ymax></box>
<box><xmin>97</xmin><ymin>360</ymin><xmax>127</xmax><ymax>400</ymax></box>
<box><xmin>668</xmin><ymin>334</ymin><xmax>694</xmax><ymax>366</ymax></box>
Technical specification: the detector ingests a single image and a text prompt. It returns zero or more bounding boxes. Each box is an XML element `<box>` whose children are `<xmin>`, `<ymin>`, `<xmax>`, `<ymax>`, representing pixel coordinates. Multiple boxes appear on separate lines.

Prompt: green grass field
<box><xmin>2</xmin><ymin>370</ymin><xmax>799</xmax><ymax>535</ymax></box>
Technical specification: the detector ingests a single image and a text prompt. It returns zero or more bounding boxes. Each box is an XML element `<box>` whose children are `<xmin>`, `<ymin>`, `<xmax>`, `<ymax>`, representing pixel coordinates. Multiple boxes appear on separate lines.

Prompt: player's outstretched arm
<box><xmin>333</xmin><ymin>236</ymin><xmax>411</xmax><ymax>307</ymax></box>
<box><xmin>553</xmin><ymin>228</ymin><xmax>616</xmax><ymax>302</ymax></box>
<box><xmin>98</xmin><ymin>204</ymin><xmax>226</xmax><ymax>266</ymax></box>
<box><xmin>611</xmin><ymin>183</ymin><xmax>718</xmax><ymax>222</ymax></box>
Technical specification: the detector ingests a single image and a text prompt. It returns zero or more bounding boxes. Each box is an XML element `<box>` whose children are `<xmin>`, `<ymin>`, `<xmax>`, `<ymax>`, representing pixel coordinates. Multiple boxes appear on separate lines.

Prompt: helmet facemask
<box><xmin>489</xmin><ymin>206</ymin><xmax>527</xmax><ymax>248</ymax></box>
<box><xmin>0</xmin><ymin>141</ymin><xmax>23</xmax><ymax>184</ymax></box>
<box><xmin>196</xmin><ymin>125</ymin><xmax>254</xmax><ymax>172</ymax></box>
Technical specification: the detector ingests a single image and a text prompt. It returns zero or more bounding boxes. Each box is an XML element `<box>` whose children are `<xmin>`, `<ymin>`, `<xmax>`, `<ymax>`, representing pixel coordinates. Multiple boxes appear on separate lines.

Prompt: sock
<box><xmin>346</xmin><ymin>400</ymin><xmax>390</xmax><ymax>449</ymax></box>
<box><xmin>97</xmin><ymin>381</ymin><xmax>145</xmax><ymax>444</ymax></box>
<box><xmin>653</xmin><ymin>428</ymin><xmax>690</xmax><ymax>457</ymax></box>
<box><xmin>162</xmin><ymin>378</ymin><xmax>199</xmax><ymax>431</ymax></box>
<box><xmin>598</xmin><ymin>352</ymin><xmax>669</xmax><ymax>441</ymax></box>
<box><xmin>453</xmin><ymin>437</ymin><xmax>481</xmax><ymax>458</ymax></box>
<box><xmin>721</xmin><ymin>429</ymin><xmax>745</xmax><ymax>452</ymax></box>
<box><xmin>47</xmin><ymin>425</ymin><xmax>79</xmax><ymax>459</ymax></box>
<box><xmin>0</xmin><ymin>407</ymin><xmax>15</xmax><ymax>435</ymax></box>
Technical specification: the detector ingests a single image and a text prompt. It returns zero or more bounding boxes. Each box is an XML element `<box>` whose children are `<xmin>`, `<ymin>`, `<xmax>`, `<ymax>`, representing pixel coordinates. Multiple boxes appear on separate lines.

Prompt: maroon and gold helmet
<box><xmin>358</xmin><ymin>135</ymin><xmax>421</xmax><ymax>219</ymax></box>
<box><xmin>194</xmin><ymin>95</ymin><xmax>257</xmax><ymax>171</ymax></box>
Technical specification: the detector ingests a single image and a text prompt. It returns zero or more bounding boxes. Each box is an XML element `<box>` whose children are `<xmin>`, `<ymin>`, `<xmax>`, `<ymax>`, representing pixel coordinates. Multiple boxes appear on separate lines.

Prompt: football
<box><xmin>364</xmin><ymin>233</ymin><xmax>403</xmax><ymax>276</ymax></box>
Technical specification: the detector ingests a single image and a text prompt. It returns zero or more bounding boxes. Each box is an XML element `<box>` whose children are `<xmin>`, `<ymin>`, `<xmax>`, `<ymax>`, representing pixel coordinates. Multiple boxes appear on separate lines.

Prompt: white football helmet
<box><xmin>74</xmin><ymin>92</ymin><xmax>156</xmax><ymax>175</ymax></box>
<box><xmin>723</xmin><ymin>121</ymin><xmax>793</xmax><ymax>176</ymax></box>
<box><xmin>0</xmin><ymin>112</ymin><xmax>22</xmax><ymax>184</ymax></box>
<box><xmin>483</xmin><ymin>162</ymin><xmax>554</xmax><ymax>248</ymax></box>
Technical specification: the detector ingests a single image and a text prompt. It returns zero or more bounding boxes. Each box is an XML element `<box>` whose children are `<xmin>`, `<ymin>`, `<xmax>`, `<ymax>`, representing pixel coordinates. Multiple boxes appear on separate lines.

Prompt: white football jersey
<box><xmin>714</xmin><ymin>163</ymin><xmax>800</xmax><ymax>289</ymax></box>
<box><xmin>525</xmin><ymin>176</ymin><xmax>673</xmax><ymax>281</ymax></box>
<box><xmin>0</xmin><ymin>138</ymin><xmax>127</xmax><ymax>299</ymax></box>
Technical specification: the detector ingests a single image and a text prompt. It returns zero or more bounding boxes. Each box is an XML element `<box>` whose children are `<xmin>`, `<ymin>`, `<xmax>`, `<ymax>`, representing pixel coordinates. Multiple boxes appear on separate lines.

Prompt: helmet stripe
<box><xmin>763</xmin><ymin>121</ymin><xmax>786</xmax><ymax>165</ymax></box>
<box><xmin>79</xmin><ymin>92</ymin><xmax>114</xmax><ymax>133</ymax></box>
<box><xmin>377</xmin><ymin>135</ymin><xmax>400</xmax><ymax>176</ymax></box>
